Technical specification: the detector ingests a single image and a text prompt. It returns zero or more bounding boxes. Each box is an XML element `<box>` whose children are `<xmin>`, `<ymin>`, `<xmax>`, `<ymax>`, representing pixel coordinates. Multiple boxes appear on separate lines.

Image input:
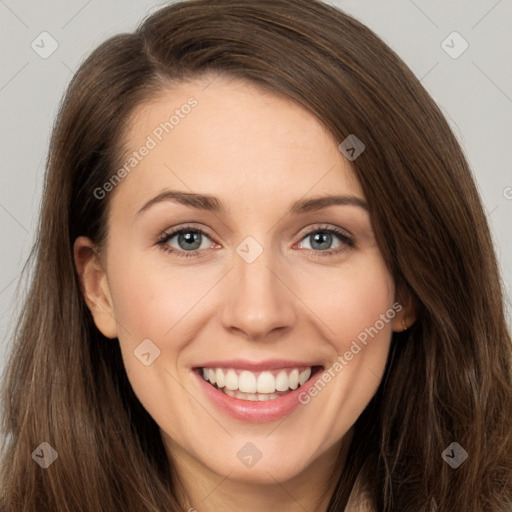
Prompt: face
<box><xmin>76</xmin><ymin>76</ymin><xmax>407</xmax><ymax>489</ymax></box>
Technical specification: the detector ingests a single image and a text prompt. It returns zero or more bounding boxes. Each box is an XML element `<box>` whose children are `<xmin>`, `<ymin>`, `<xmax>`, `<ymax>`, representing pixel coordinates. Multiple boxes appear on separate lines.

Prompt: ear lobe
<box><xmin>392</xmin><ymin>289</ymin><xmax>418</xmax><ymax>333</ymax></box>
<box><xmin>392</xmin><ymin>307</ymin><xmax>417</xmax><ymax>332</ymax></box>
<box><xmin>73</xmin><ymin>236</ymin><xmax>118</xmax><ymax>339</ymax></box>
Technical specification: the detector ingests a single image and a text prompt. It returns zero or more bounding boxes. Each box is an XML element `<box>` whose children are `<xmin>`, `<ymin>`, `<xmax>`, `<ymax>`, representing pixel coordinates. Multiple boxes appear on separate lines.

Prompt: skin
<box><xmin>75</xmin><ymin>76</ymin><xmax>415</xmax><ymax>512</ymax></box>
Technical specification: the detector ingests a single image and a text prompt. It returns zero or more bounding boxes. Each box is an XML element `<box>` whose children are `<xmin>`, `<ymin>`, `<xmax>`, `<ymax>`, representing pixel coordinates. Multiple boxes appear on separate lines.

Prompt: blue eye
<box><xmin>156</xmin><ymin>224</ymin><xmax>354</xmax><ymax>259</ymax></box>
<box><xmin>298</xmin><ymin>228</ymin><xmax>353</xmax><ymax>253</ymax></box>
<box><xmin>157</xmin><ymin>226</ymin><xmax>214</xmax><ymax>258</ymax></box>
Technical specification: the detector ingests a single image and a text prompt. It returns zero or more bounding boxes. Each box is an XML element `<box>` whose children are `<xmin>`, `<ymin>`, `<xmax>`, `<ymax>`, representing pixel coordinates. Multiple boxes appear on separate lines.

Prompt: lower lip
<box><xmin>193</xmin><ymin>367</ymin><xmax>322</xmax><ymax>423</ymax></box>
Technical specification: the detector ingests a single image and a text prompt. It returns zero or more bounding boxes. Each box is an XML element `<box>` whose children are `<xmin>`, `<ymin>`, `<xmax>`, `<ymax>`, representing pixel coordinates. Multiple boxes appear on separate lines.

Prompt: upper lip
<box><xmin>194</xmin><ymin>359</ymin><xmax>322</xmax><ymax>372</ymax></box>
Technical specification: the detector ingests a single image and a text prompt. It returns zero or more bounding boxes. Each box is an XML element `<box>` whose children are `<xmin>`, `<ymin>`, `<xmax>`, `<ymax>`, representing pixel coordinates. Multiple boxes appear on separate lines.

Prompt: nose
<box><xmin>219</xmin><ymin>245</ymin><xmax>297</xmax><ymax>341</ymax></box>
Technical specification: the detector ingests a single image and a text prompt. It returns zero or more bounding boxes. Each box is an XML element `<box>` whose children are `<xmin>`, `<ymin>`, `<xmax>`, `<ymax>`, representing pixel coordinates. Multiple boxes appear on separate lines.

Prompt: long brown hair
<box><xmin>1</xmin><ymin>1</ymin><xmax>511</xmax><ymax>510</ymax></box>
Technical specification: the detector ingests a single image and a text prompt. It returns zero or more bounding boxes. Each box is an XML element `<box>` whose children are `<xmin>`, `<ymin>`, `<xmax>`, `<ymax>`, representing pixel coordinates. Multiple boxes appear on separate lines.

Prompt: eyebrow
<box><xmin>136</xmin><ymin>190</ymin><xmax>369</xmax><ymax>216</ymax></box>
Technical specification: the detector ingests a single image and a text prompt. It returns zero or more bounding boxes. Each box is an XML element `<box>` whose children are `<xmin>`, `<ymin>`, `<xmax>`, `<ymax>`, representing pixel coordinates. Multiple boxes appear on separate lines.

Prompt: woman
<box><xmin>1</xmin><ymin>0</ymin><xmax>511</xmax><ymax>510</ymax></box>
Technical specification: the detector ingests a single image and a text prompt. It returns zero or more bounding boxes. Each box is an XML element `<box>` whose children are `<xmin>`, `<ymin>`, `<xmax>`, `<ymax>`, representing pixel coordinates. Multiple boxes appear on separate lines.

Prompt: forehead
<box><xmin>111</xmin><ymin>76</ymin><xmax>363</xmax><ymax>216</ymax></box>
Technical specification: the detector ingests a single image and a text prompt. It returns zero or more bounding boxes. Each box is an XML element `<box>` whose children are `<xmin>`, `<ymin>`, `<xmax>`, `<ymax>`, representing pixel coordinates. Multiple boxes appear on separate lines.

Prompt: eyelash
<box><xmin>156</xmin><ymin>224</ymin><xmax>355</xmax><ymax>259</ymax></box>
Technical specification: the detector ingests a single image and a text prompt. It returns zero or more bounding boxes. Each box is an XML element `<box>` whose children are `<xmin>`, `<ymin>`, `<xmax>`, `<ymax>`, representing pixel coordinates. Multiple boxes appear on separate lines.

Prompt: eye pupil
<box><xmin>311</xmin><ymin>232</ymin><xmax>332</xmax><ymax>250</ymax></box>
<box><xmin>178</xmin><ymin>231</ymin><xmax>201</xmax><ymax>250</ymax></box>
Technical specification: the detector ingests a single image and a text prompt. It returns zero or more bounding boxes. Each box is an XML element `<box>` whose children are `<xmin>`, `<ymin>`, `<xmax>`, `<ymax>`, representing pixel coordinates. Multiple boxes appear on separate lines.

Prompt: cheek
<box><xmin>298</xmin><ymin>252</ymin><xmax>395</xmax><ymax>406</ymax></box>
<box><xmin>104</xmin><ymin>251</ymin><xmax>195</xmax><ymax>438</ymax></box>
<box><xmin>107</xmin><ymin>246</ymin><xmax>218</xmax><ymax>341</ymax></box>
<box><xmin>299</xmin><ymin>252</ymin><xmax>395</xmax><ymax>344</ymax></box>
<box><xmin>292</xmin><ymin>269</ymin><xmax>394</xmax><ymax>446</ymax></box>
<box><xmin>105</xmin><ymin>249</ymin><xmax>221</xmax><ymax>410</ymax></box>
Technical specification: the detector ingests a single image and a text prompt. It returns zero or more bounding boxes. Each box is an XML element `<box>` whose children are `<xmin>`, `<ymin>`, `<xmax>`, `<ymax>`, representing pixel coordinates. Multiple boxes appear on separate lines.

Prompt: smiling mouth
<box><xmin>196</xmin><ymin>366</ymin><xmax>323</xmax><ymax>401</ymax></box>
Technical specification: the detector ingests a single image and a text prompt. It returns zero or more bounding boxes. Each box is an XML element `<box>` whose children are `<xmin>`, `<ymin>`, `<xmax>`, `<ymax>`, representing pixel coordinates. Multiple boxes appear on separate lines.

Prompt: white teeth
<box><xmin>200</xmin><ymin>366</ymin><xmax>314</xmax><ymax>399</ymax></box>
<box><xmin>224</xmin><ymin>390</ymin><xmax>280</xmax><ymax>401</ymax></box>
<box><xmin>257</xmin><ymin>371</ymin><xmax>275</xmax><ymax>394</ymax></box>
<box><xmin>215</xmin><ymin>368</ymin><xmax>225</xmax><ymax>388</ymax></box>
<box><xmin>238</xmin><ymin>370</ymin><xmax>257</xmax><ymax>393</ymax></box>
<box><xmin>225</xmin><ymin>369</ymin><xmax>238</xmax><ymax>391</ymax></box>
<box><xmin>299</xmin><ymin>367</ymin><xmax>311</xmax><ymax>385</ymax></box>
<box><xmin>289</xmin><ymin>369</ymin><xmax>299</xmax><ymax>390</ymax></box>
<box><xmin>275</xmin><ymin>370</ymin><xmax>289</xmax><ymax>391</ymax></box>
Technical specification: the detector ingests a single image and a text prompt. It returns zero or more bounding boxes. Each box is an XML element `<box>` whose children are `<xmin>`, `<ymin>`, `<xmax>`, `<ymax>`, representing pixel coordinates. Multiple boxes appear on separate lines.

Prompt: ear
<box><xmin>73</xmin><ymin>236</ymin><xmax>118</xmax><ymax>339</ymax></box>
<box><xmin>392</xmin><ymin>288</ymin><xmax>418</xmax><ymax>333</ymax></box>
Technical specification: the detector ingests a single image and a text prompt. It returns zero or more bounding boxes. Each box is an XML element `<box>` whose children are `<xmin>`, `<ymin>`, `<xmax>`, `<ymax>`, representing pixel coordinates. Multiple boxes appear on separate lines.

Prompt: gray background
<box><xmin>1</xmin><ymin>0</ymin><xmax>511</xmax><ymax>379</ymax></box>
